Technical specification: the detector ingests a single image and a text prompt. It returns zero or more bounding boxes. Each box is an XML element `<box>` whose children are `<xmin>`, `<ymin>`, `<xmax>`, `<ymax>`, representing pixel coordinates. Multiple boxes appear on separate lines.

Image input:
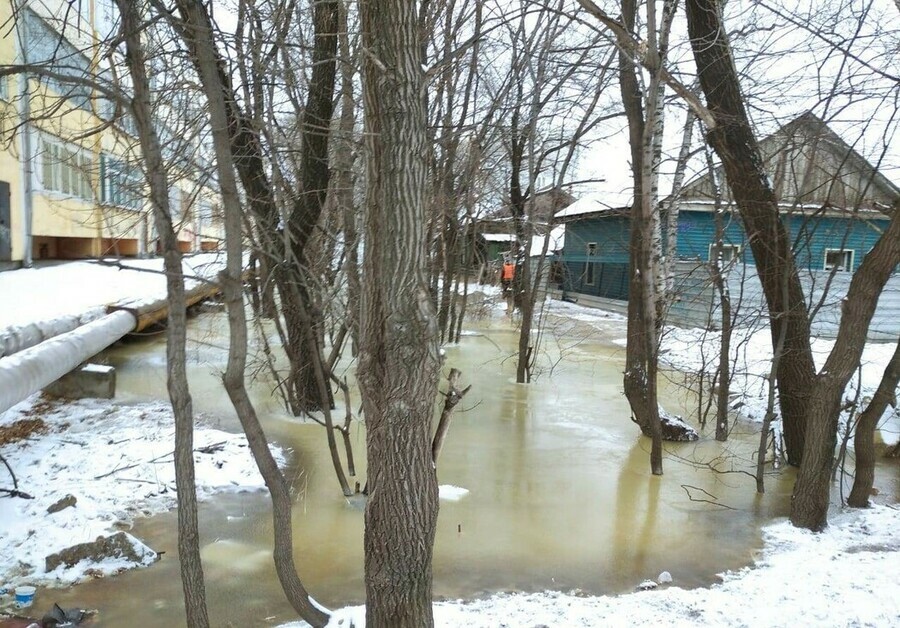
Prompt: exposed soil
<box><xmin>0</xmin><ymin>418</ymin><xmax>48</xmax><ymax>447</ymax></box>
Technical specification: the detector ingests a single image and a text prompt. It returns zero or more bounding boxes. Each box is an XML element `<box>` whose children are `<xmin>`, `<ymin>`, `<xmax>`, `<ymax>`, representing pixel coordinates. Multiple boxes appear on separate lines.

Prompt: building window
<box><xmin>824</xmin><ymin>248</ymin><xmax>853</xmax><ymax>272</ymax></box>
<box><xmin>585</xmin><ymin>242</ymin><xmax>597</xmax><ymax>285</ymax></box>
<box><xmin>40</xmin><ymin>137</ymin><xmax>93</xmax><ymax>200</ymax></box>
<box><xmin>708</xmin><ymin>243</ymin><xmax>741</xmax><ymax>266</ymax></box>
<box><xmin>100</xmin><ymin>154</ymin><xmax>143</xmax><ymax>210</ymax></box>
<box><xmin>197</xmin><ymin>200</ymin><xmax>212</xmax><ymax>227</ymax></box>
<box><xmin>0</xmin><ymin>76</ymin><xmax>8</xmax><ymax>101</ymax></box>
<box><xmin>169</xmin><ymin>187</ymin><xmax>183</xmax><ymax>221</ymax></box>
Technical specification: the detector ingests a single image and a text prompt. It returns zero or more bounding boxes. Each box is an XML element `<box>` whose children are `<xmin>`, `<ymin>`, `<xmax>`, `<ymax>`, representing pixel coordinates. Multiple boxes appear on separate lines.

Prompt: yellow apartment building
<box><xmin>0</xmin><ymin>0</ymin><xmax>222</xmax><ymax>269</ymax></box>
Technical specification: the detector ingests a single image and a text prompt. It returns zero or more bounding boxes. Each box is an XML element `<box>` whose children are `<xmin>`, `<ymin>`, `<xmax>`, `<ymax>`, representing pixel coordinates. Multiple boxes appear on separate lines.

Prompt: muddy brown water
<box><xmin>46</xmin><ymin>307</ymin><xmax>809</xmax><ymax>626</ymax></box>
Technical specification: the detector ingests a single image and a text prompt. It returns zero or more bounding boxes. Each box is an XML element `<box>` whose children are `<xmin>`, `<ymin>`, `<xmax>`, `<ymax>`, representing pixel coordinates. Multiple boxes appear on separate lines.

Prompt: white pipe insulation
<box><xmin>0</xmin><ymin>310</ymin><xmax>137</xmax><ymax>415</ymax></box>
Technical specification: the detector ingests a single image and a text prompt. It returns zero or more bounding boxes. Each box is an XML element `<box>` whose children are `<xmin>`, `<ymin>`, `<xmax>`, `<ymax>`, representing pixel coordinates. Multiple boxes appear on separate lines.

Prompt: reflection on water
<box><xmin>49</xmin><ymin>309</ymin><xmax>805</xmax><ymax>626</ymax></box>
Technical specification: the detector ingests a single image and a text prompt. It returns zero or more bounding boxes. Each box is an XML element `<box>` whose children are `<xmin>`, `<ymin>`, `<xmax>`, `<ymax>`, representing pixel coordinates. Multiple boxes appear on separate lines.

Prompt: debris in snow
<box><xmin>44</xmin><ymin>531</ymin><xmax>158</xmax><ymax>574</ymax></box>
<box><xmin>46</xmin><ymin>495</ymin><xmax>77</xmax><ymax>515</ymax></box>
<box><xmin>657</xmin><ymin>571</ymin><xmax>673</xmax><ymax>584</ymax></box>
<box><xmin>0</xmin><ymin>395</ymin><xmax>282</xmax><ymax>587</ymax></box>
<box><xmin>41</xmin><ymin>603</ymin><xmax>93</xmax><ymax>627</ymax></box>
<box><xmin>635</xmin><ymin>580</ymin><xmax>658</xmax><ymax>591</ymax></box>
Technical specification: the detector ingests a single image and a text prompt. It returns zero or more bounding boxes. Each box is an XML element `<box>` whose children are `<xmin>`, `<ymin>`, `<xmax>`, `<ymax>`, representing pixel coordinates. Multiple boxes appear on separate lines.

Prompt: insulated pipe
<box><xmin>108</xmin><ymin>282</ymin><xmax>220</xmax><ymax>332</ymax></box>
<box><xmin>0</xmin><ymin>310</ymin><xmax>137</xmax><ymax>415</ymax></box>
<box><xmin>0</xmin><ymin>281</ymin><xmax>221</xmax><ymax>358</ymax></box>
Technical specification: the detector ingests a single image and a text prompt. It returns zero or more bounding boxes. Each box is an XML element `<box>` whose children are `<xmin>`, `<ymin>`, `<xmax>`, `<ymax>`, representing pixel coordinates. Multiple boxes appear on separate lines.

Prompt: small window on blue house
<box><xmin>824</xmin><ymin>249</ymin><xmax>853</xmax><ymax>272</ymax></box>
<box><xmin>585</xmin><ymin>242</ymin><xmax>597</xmax><ymax>285</ymax></box>
<box><xmin>708</xmin><ymin>243</ymin><xmax>741</xmax><ymax>267</ymax></box>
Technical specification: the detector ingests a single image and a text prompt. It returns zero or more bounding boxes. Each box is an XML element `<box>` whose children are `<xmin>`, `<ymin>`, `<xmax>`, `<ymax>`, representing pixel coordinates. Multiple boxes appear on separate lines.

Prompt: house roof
<box><xmin>482</xmin><ymin>187</ymin><xmax>577</xmax><ymax>222</ymax></box>
<box><xmin>529</xmin><ymin>225</ymin><xmax>566</xmax><ymax>257</ymax></box>
<box><xmin>675</xmin><ymin>112</ymin><xmax>900</xmax><ymax>212</ymax></box>
<box><xmin>554</xmin><ymin>191</ymin><xmax>632</xmax><ymax>221</ymax></box>
<box><xmin>480</xmin><ymin>233</ymin><xmax>517</xmax><ymax>242</ymax></box>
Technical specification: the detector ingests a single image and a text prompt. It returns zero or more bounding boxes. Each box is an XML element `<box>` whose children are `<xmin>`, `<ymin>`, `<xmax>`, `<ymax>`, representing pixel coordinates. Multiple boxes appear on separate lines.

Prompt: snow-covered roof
<box><xmin>529</xmin><ymin>225</ymin><xmax>565</xmax><ymax>257</ymax></box>
<box><xmin>554</xmin><ymin>191</ymin><xmax>632</xmax><ymax>220</ymax></box>
<box><xmin>480</xmin><ymin>233</ymin><xmax>517</xmax><ymax>242</ymax></box>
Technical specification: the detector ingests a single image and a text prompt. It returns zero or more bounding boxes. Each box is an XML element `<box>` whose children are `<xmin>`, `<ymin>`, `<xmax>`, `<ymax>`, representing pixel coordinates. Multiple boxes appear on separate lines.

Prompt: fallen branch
<box><xmin>680</xmin><ymin>484</ymin><xmax>736</xmax><ymax>510</ymax></box>
<box><xmin>0</xmin><ymin>487</ymin><xmax>34</xmax><ymax>499</ymax></box>
<box><xmin>432</xmin><ymin>368</ymin><xmax>471</xmax><ymax>466</ymax></box>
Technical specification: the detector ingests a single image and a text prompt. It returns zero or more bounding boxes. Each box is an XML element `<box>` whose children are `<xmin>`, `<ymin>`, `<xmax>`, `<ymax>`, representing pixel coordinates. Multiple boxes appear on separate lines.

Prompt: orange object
<box><xmin>502</xmin><ymin>263</ymin><xmax>515</xmax><ymax>280</ymax></box>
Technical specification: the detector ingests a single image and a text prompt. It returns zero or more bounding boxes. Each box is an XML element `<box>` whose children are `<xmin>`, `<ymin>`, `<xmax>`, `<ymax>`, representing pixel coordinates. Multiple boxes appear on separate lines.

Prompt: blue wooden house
<box><xmin>556</xmin><ymin>113</ymin><xmax>900</xmax><ymax>338</ymax></box>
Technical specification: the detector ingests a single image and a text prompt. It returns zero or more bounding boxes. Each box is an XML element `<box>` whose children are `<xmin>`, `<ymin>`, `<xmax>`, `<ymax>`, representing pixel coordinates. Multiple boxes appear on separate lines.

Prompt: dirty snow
<box><xmin>0</xmin><ymin>394</ymin><xmax>279</xmax><ymax>588</ymax></box>
<box><xmin>657</xmin><ymin>325</ymin><xmax>900</xmax><ymax>433</ymax></box>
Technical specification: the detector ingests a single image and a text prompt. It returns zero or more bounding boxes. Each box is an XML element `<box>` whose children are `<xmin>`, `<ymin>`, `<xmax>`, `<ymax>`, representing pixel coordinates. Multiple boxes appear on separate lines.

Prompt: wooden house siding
<box><xmin>555</xmin><ymin>114</ymin><xmax>899</xmax><ymax>339</ymax></box>
<box><xmin>678</xmin><ymin>112</ymin><xmax>900</xmax><ymax>211</ymax></box>
<box><xmin>666</xmin><ymin>261</ymin><xmax>900</xmax><ymax>341</ymax></box>
<box><xmin>675</xmin><ymin>209</ymin><xmax>889</xmax><ymax>273</ymax></box>
<box><xmin>562</xmin><ymin>215</ymin><xmax>630</xmax><ymax>263</ymax></box>
<box><xmin>561</xmin><ymin>215</ymin><xmax>631</xmax><ymax>300</ymax></box>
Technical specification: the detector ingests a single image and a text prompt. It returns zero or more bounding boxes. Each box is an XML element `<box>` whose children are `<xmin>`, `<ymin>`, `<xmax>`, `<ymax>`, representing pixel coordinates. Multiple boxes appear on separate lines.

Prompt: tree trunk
<box><xmin>336</xmin><ymin>0</ymin><xmax>361</xmax><ymax>354</ymax></box>
<box><xmin>685</xmin><ymin>0</ymin><xmax>817</xmax><ymax>466</ymax></box>
<box><xmin>706</xmin><ymin>145</ymin><xmax>731</xmax><ymax>443</ymax></box>
<box><xmin>432</xmin><ymin>369</ymin><xmax>471</xmax><ymax>465</ymax></box>
<box><xmin>116</xmin><ymin>4</ymin><xmax>209</xmax><ymax>625</ymax></box>
<box><xmin>359</xmin><ymin>0</ymin><xmax>442</xmax><ymax>624</ymax></box>
<box><xmin>169</xmin><ymin>2</ymin><xmax>328</xmax><ymax>623</ymax></box>
<box><xmin>791</xmin><ymin>213</ymin><xmax>900</xmax><ymax>529</ymax></box>
<box><xmin>619</xmin><ymin>0</ymin><xmax>662</xmax><ymax>474</ymax></box>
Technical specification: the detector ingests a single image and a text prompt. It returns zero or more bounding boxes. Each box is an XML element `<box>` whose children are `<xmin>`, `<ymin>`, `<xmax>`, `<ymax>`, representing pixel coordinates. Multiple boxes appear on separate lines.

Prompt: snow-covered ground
<box><xmin>0</xmin><ymin>394</ymin><xmax>278</xmax><ymax>588</ymax></box>
<box><xmin>0</xmin><ymin>254</ymin><xmax>226</xmax><ymax>342</ymax></box>
<box><xmin>656</xmin><ymin>325</ymin><xmax>899</xmax><ymax>426</ymax></box>
<box><xmin>288</xmin><ymin>503</ymin><xmax>900</xmax><ymax>627</ymax></box>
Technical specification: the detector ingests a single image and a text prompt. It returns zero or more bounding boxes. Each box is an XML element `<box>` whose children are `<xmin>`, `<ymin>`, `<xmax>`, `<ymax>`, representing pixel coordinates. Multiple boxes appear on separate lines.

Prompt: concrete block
<box><xmin>44</xmin><ymin>363</ymin><xmax>116</xmax><ymax>400</ymax></box>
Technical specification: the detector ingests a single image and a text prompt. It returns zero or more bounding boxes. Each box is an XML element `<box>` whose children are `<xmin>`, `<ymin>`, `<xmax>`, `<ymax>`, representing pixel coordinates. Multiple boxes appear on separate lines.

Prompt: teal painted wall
<box><xmin>565</xmin><ymin>210</ymin><xmax>889</xmax><ymax>273</ymax></box>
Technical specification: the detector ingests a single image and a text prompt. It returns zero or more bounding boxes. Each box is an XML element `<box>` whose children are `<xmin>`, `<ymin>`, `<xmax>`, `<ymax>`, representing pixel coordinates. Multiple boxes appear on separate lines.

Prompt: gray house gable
<box><xmin>678</xmin><ymin>112</ymin><xmax>900</xmax><ymax>212</ymax></box>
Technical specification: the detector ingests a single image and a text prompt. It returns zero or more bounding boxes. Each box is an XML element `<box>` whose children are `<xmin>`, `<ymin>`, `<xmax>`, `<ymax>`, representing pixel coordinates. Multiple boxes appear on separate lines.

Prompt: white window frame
<box><xmin>39</xmin><ymin>135</ymin><xmax>93</xmax><ymax>201</ymax></box>
<box><xmin>824</xmin><ymin>248</ymin><xmax>854</xmax><ymax>272</ymax></box>
<box><xmin>708</xmin><ymin>243</ymin><xmax>741</xmax><ymax>266</ymax></box>
<box><xmin>101</xmin><ymin>154</ymin><xmax>143</xmax><ymax>211</ymax></box>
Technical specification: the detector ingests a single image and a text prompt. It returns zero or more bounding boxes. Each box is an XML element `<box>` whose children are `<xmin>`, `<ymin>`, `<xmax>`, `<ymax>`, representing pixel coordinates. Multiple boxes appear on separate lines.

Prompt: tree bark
<box><xmin>359</xmin><ymin>0</ymin><xmax>442</xmax><ymax>624</ymax></box>
<box><xmin>167</xmin><ymin>2</ymin><xmax>328</xmax><ymax>623</ymax></box>
<box><xmin>619</xmin><ymin>0</ymin><xmax>662</xmax><ymax>474</ymax></box>
<box><xmin>115</xmin><ymin>4</ymin><xmax>209</xmax><ymax>625</ymax></box>
<box><xmin>791</xmin><ymin>214</ymin><xmax>900</xmax><ymax>529</ymax></box>
<box><xmin>336</xmin><ymin>0</ymin><xmax>361</xmax><ymax>354</ymax></box>
<box><xmin>684</xmin><ymin>0</ymin><xmax>817</xmax><ymax>466</ymax></box>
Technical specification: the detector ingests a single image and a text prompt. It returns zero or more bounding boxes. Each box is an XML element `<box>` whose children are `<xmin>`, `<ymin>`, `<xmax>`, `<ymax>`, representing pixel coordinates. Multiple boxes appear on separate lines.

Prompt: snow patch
<box><xmin>0</xmin><ymin>395</ymin><xmax>280</xmax><ymax>587</ymax></box>
<box><xmin>438</xmin><ymin>485</ymin><xmax>469</xmax><ymax>501</ymax></box>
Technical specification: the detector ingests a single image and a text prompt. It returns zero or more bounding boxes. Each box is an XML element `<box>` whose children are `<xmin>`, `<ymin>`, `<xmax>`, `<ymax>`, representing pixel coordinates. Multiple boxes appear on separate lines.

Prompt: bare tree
<box><xmin>113</xmin><ymin>2</ymin><xmax>208</xmax><ymax>624</ymax></box>
<box><xmin>358</xmin><ymin>0</ymin><xmax>442</xmax><ymax>623</ymax></box>
<box><xmin>684</xmin><ymin>0</ymin><xmax>900</xmax><ymax>529</ymax></box>
<box><xmin>158</xmin><ymin>1</ymin><xmax>329</xmax><ymax>623</ymax></box>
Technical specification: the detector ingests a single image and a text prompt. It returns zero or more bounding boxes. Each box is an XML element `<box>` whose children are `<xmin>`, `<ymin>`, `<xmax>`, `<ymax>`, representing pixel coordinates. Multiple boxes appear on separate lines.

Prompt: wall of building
<box><xmin>0</xmin><ymin>1</ymin><xmax>223</xmax><ymax>265</ymax></box>
<box><xmin>560</xmin><ymin>212</ymin><xmax>899</xmax><ymax>339</ymax></box>
<box><xmin>676</xmin><ymin>208</ymin><xmax>889</xmax><ymax>273</ymax></box>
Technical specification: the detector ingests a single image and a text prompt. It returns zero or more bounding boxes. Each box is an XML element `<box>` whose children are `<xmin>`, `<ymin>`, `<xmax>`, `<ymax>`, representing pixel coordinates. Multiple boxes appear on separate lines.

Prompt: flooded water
<box><xmin>48</xmin><ymin>305</ymin><xmax>806</xmax><ymax>626</ymax></box>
